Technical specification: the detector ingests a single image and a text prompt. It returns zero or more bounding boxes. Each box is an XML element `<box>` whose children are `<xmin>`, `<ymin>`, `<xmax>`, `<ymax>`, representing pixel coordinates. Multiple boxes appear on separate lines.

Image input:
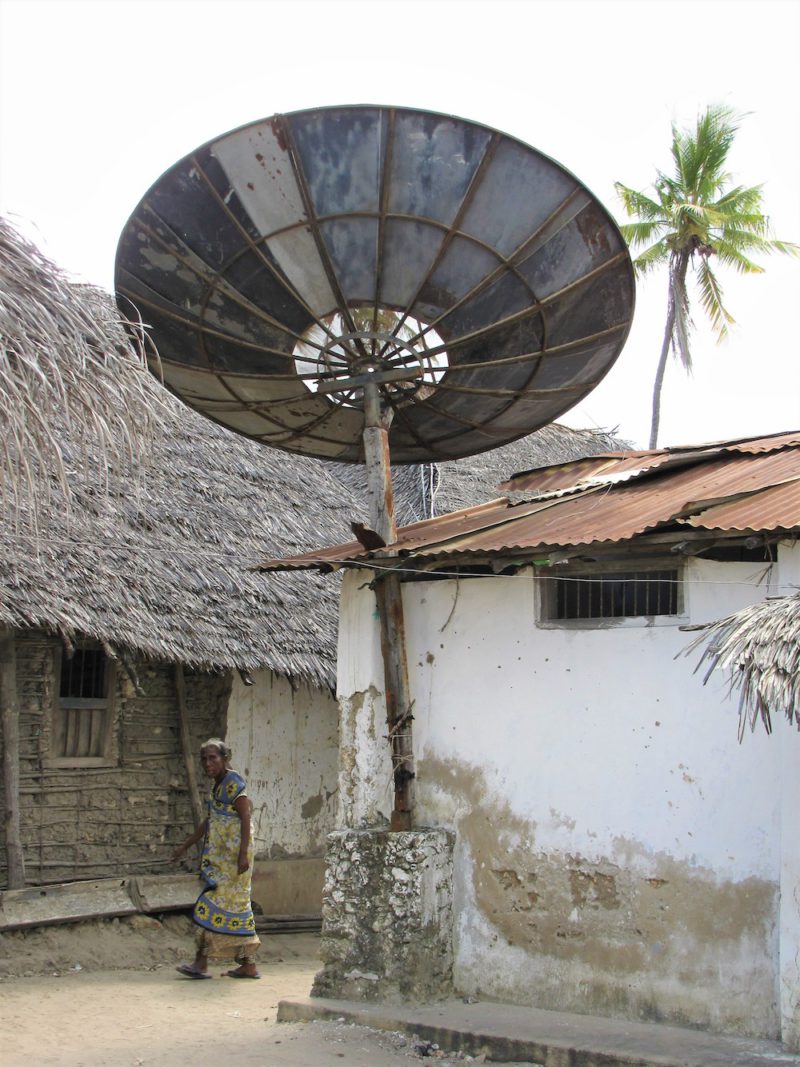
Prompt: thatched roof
<box><xmin>0</xmin><ymin>405</ymin><xmax>366</xmax><ymax>687</ymax></box>
<box><xmin>0</xmin><ymin>218</ymin><xmax>165</xmax><ymax>523</ymax></box>
<box><xmin>0</xmin><ymin>219</ymin><xmax>362</xmax><ymax>687</ymax></box>
<box><xmin>0</xmin><ymin>216</ymin><xmax>625</xmax><ymax>689</ymax></box>
<box><xmin>685</xmin><ymin>594</ymin><xmax>800</xmax><ymax>738</ymax></box>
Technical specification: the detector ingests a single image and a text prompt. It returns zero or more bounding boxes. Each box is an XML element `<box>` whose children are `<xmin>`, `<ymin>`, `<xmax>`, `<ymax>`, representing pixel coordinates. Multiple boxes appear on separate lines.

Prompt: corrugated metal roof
<box><xmin>498</xmin><ymin>430</ymin><xmax>800</xmax><ymax>494</ymax></box>
<box><xmin>497</xmin><ymin>453</ymin><xmax>673</xmax><ymax>494</ymax></box>
<box><xmin>257</xmin><ymin>432</ymin><xmax>800</xmax><ymax>571</ymax></box>
<box><xmin>680</xmin><ymin>479</ymin><xmax>800</xmax><ymax>532</ymax></box>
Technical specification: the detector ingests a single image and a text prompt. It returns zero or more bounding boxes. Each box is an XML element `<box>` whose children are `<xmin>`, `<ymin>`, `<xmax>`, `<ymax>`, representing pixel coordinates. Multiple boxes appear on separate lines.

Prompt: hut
<box><xmin>0</xmin><ymin>216</ymin><xmax>623</xmax><ymax>919</ymax></box>
<box><xmin>0</xmin><ymin>217</ymin><xmax>360</xmax><ymax>910</ymax></box>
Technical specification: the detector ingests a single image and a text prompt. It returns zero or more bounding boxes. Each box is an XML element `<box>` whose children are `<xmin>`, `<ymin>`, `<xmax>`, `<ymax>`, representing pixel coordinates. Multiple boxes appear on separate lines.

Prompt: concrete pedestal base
<box><xmin>312</xmin><ymin>827</ymin><xmax>454</xmax><ymax>1002</ymax></box>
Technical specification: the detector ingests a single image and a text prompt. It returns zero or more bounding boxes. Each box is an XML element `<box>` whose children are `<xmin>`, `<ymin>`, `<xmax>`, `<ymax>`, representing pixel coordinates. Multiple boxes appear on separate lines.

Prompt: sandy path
<box><xmin>1</xmin><ymin>935</ymin><xmax>312</xmax><ymax>1067</ymax></box>
<box><xmin>0</xmin><ymin>920</ymin><xmax>507</xmax><ymax>1066</ymax></box>
<box><xmin>0</xmin><ymin>935</ymin><xmax>423</xmax><ymax>1067</ymax></box>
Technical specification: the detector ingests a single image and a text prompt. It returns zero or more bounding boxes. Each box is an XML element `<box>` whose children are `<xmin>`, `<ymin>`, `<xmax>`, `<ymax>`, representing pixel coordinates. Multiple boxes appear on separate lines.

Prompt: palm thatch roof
<box><xmin>0</xmin><ymin>215</ymin><xmax>626</xmax><ymax>689</ymax></box>
<box><xmin>685</xmin><ymin>594</ymin><xmax>800</xmax><ymax>738</ymax></box>
<box><xmin>0</xmin><ymin>219</ymin><xmax>362</xmax><ymax>688</ymax></box>
<box><xmin>0</xmin><ymin>218</ymin><xmax>166</xmax><ymax>524</ymax></box>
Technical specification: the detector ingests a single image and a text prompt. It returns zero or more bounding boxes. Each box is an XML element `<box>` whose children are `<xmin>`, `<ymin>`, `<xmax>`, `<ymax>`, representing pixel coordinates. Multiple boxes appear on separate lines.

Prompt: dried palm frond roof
<box><xmin>684</xmin><ymin>594</ymin><xmax>800</xmax><ymax>739</ymax></box>
<box><xmin>0</xmin><ymin>218</ymin><xmax>362</xmax><ymax>687</ymax></box>
<box><xmin>0</xmin><ymin>217</ymin><xmax>168</xmax><ymax>525</ymax></box>
<box><xmin>0</xmin><ymin>402</ymin><xmax>362</xmax><ymax>687</ymax></box>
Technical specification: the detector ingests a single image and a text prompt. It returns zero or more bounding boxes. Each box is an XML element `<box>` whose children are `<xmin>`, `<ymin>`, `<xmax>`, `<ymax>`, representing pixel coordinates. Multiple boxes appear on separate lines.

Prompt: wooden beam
<box><xmin>0</xmin><ymin>628</ymin><xmax>25</xmax><ymax>888</ymax></box>
<box><xmin>374</xmin><ymin>572</ymin><xmax>415</xmax><ymax>831</ymax></box>
<box><xmin>361</xmin><ymin>379</ymin><xmax>413</xmax><ymax>829</ymax></box>
<box><xmin>174</xmin><ymin>664</ymin><xmax>204</xmax><ymax>828</ymax></box>
<box><xmin>0</xmin><ymin>873</ymin><xmax>202</xmax><ymax>930</ymax></box>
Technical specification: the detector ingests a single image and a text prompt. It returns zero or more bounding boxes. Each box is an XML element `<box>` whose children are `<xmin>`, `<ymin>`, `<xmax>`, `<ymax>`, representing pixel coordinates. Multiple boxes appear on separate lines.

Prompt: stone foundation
<box><xmin>312</xmin><ymin>828</ymin><xmax>454</xmax><ymax>1002</ymax></box>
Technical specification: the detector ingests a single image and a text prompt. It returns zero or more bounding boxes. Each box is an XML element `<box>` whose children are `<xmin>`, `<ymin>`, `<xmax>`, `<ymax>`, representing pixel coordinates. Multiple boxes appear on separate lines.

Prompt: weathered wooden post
<box><xmin>317</xmin><ymin>369</ymin><xmax>417</xmax><ymax>831</ymax></box>
<box><xmin>0</xmin><ymin>628</ymin><xmax>26</xmax><ymax>888</ymax></box>
<box><xmin>174</xmin><ymin>664</ymin><xmax>205</xmax><ymax>829</ymax></box>
<box><xmin>362</xmin><ymin>377</ymin><xmax>415</xmax><ymax>831</ymax></box>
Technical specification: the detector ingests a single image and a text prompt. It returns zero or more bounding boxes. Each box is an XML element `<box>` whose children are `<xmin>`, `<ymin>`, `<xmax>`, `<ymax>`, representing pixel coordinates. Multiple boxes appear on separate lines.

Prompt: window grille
<box><xmin>545</xmin><ymin>569</ymin><xmax>680</xmax><ymax>621</ymax></box>
<box><xmin>52</xmin><ymin>646</ymin><xmax>114</xmax><ymax>762</ymax></box>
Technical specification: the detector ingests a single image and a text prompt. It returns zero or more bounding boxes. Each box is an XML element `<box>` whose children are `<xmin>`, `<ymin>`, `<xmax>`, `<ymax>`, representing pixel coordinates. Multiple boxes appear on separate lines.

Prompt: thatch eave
<box><xmin>684</xmin><ymin>592</ymin><xmax>800</xmax><ymax>738</ymax></box>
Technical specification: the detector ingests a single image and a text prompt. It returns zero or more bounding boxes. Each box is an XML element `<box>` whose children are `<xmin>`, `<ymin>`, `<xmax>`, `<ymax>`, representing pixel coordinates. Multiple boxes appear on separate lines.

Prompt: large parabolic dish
<box><xmin>115</xmin><ymin>106</ymin><xmax>635</xmax><ymax>464</ymax></box>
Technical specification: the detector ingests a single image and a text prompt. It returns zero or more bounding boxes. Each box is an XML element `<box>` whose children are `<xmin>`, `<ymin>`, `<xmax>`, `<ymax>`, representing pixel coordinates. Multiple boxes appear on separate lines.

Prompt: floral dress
<box><xmin>192</xmin><ymin>770</ymin><xmax>258</xmax><ymax>947</ymax></box>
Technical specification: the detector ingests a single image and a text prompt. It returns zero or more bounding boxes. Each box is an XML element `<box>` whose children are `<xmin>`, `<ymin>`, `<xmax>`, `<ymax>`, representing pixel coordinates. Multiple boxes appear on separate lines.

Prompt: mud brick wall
<box><xmin>0</xmin><ymin>630</ymin><xmax>230</xmax><ymax>888</ymax></box>
<box><xmin>313</xmin><ymin>828</ymin><xmax>454</xmax><ymax>1002</ymax></box>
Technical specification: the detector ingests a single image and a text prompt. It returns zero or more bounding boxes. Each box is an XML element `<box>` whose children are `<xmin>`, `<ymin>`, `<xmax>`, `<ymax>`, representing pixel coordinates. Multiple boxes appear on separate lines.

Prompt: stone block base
<box><xmin>312</xmin><ymin>827</ymin><xmax>454</xmax><ymax>1002</ymax></box>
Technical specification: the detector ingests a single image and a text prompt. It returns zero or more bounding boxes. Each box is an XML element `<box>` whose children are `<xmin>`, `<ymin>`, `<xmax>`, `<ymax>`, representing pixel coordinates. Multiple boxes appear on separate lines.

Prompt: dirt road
<box><xmin>0</xmin><ymin>968</ymin><xmax>426</xmax><ymax>1067</ymax></box>
<box><xmin>0</xmin><ymin>921</ymin><xmax>473</xmax><ymax>1067</ymax></box>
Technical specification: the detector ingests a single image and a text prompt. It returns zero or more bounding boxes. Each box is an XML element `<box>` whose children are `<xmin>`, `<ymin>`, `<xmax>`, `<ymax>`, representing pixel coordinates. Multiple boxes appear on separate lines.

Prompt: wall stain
<box><xmin>301</xmin><ymin>793</ymin><xmax>324</xmax><ymax>819</ymax></box>
<box><xmin>419</xmin><ymin>753</ymin><xmax>777</xmax><ymax>1032</ymax></box>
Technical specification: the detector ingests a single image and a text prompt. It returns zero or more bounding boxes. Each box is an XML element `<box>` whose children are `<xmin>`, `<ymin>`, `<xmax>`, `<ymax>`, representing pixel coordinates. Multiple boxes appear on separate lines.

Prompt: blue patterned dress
<box><xmin>192</xmin><ymin>770</ymin><xmax>258</xmax><ymax>945</ymax></box>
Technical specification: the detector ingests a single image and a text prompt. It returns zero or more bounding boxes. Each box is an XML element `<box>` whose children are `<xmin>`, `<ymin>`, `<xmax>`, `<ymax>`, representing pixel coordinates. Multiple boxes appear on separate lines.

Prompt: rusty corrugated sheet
<box><xmin>498</xmin><ymin>431</ymin><xmax>800</xmax><ymax>494</ymax></box>
<box><xmin>384</xmin><ymin>450</ymin><xmax>800</xmax><ymax>556</ymax></box>
<box><xmin>497</xmin><ymin>452</ymin><xmax>671</xmax><ymax>493</ymax></box>
<box><xmin>257</xmin><ymin>435</ymin><xmax>800</xmax><ymax>570</ymax></box>
<box><xmin>684</xmin><ymin>430</ymin><xmax>800</xmax><ymax>454</ymax></box>
<box><xmin>680</xmin><ymin>479</ymin><xmax>800</xmax><ymax>532</ymax></box>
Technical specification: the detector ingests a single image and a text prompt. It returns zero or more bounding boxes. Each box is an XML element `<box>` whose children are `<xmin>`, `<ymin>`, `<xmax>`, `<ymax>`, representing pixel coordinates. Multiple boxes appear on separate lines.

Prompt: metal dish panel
<box><xmin>386</xmin><ymin>109</ymin><xmax>493</xmax><ymax>225</ymax></box>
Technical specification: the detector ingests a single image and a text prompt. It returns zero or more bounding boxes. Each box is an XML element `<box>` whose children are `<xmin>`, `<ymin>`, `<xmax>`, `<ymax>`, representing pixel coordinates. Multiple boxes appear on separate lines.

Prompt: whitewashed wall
<box><xmin>337</xmin><ymin>545</ymin><xmax>800</xmax><ymax>1044</ymax></box>
<box><xmin>778</xmin><ymin>542</ymin><xmax>800</xmax><ymax>1047</ymax></box>
<box><xmin>226</xmin><ymin>670</ymin><xmax>339</xmax><ymax>858</ymax></box>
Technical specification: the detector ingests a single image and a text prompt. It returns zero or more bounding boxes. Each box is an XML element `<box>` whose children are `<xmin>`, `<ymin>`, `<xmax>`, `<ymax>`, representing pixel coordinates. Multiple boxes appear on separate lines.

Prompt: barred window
<box><xmin>541</xmin><ymin>568</ymin><xmax>681</xmax><ymax>623</ymax></box>
<box><xmin>51</xmin><ymin>645</ymin><xmax>114</xmax><ymax>763</ymax></box>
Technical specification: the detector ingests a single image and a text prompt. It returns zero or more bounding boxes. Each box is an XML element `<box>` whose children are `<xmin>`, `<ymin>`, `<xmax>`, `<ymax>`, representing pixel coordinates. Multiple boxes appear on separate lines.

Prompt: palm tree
<box><xmin>615</xmin><ymin>105</ymin><xmax>798</xmax><ymax>448</ymax></box>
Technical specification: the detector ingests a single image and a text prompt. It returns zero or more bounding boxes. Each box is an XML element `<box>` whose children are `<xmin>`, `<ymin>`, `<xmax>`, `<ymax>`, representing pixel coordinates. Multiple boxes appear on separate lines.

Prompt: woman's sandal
<box><xmin>223</xmin><ymin>968</ymin><xmax>261</xmax><ymax>979</ymax></box>
<box><xmin>176</xmin><ymin>963</ymin><xmax>212</xmax><ymax>979</ymax></box>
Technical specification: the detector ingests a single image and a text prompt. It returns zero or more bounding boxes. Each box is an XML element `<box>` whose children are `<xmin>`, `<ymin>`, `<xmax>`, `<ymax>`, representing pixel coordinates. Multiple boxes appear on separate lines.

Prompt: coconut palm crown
<box><xmin>615</xmin><ymin>104</ymin><xmax>798</xmax><ymax>448</ymax></box>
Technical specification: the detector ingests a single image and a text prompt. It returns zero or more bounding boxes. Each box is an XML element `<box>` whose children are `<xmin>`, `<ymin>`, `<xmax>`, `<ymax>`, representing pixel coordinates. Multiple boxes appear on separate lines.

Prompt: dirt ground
<box><xmin>0</xmin><ymin>916</ymin><xmax>501</xmax><ymax>1067</ymax></box>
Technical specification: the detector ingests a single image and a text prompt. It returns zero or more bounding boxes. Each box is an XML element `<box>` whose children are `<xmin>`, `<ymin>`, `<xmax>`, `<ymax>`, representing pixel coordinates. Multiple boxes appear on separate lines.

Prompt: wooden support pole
<box><xmin>374</xmin><ymin>573</ymin><xmax>415</xmax><ymax>830</ymax></box>
<box><xmin>362</xmin><ymin>380</ymin><xmax>397</xmax><ymax>547</ymax></box>
<box><xmin>174</xmin><ymin>664</ymin><xmax>204</xmax><ymax>829</ymax></box>
<box><xmin>0</xmin><ymin>628</ymin><xmax>26</xmax><ymax>888</ymax></box>
<box><xmin>361</xmin><ymin>379</ymin><xmax>414</xmax><ymax>830</ymax></box>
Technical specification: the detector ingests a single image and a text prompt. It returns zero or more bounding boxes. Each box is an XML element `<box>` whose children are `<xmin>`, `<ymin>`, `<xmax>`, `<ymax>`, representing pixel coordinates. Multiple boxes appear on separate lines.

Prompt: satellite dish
<box><xmin>115</xmin><ymin>105</ymin><xmax>634</xmax><ymax>465</ymax></box>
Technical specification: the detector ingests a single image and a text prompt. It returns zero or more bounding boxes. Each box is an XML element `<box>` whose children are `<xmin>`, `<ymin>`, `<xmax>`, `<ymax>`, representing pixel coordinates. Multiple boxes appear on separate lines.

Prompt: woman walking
<box><xmin>172</xmin><ymin>739</ymin><xmax>261</xmax><ymax>978</ymax></box>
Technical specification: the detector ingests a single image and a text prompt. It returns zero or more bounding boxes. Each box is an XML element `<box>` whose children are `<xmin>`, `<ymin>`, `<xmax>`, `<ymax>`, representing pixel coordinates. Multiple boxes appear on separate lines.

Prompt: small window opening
<box><xmin>54</xmin><ymin>645</ymin><xmax>113</xmax><ymax>760</ymax></box>
<box><xmin>546</xmin><ymin>569</ymin><xmax>680</xmax><ymax>621</ymax></box>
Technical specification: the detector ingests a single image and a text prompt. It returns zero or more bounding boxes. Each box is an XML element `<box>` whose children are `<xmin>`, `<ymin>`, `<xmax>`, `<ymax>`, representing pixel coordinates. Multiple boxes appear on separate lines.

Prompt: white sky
<box><xmin>1</xmin><ymin>0</ymin><xmax>798</xmax><ymax>450</ymax></box>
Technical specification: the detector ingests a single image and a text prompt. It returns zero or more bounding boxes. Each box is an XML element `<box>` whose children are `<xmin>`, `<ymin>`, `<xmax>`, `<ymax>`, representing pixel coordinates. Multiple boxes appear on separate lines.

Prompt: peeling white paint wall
<box><xmin>226</xmin><ymin>670</ymin><xmax>339</xmax><ymax>858</ymax></box>
<box><xmin>336</xmin><ymin>547</ymin><xmax>800</xmax><ymax>1043</ymax></box>
<box><xmin>779</xmin><ymin>541</ymin><xmax>800</xmax><ymax>1048</ymax></box>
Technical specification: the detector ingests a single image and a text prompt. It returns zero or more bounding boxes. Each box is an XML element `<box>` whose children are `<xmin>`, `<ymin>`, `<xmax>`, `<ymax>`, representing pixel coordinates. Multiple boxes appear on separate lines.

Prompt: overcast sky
<box><xmin>1</xmin><ymin>0</ymin><xmax>797</xmax><ymax>449</ymax></box>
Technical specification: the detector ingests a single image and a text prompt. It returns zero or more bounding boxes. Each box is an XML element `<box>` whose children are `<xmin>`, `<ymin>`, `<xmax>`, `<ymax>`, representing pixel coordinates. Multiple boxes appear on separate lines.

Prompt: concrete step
<box><xmin>277</xmin><ymin>994</ymin><xmax>800</xmax><ymax>1067</ymax></box>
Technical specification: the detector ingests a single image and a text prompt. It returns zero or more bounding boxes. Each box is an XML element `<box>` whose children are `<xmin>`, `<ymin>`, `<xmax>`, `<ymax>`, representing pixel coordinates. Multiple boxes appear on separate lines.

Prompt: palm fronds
<box><xmin>615</xmin><ymin>104</ymin><xmax>798</xmax><ymax>446</ymax></box>
<box><xmin>0</xmin><ymin>217</ymin><xmax>170</xmax><ymax>528</ymax></box>
<box><xmin>685</xmin><ymin>594</ymin><xmax>800</xmax><ymax>739</ymax></box>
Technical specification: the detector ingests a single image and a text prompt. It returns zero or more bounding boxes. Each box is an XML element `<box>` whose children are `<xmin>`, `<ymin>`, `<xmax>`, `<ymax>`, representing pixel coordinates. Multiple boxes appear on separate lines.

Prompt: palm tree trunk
<box><xmin>649</xmin><ymin>304</ymin><xmax>674</xmax><ymax>449</ymax></box>
<box><xmin>649</xmin><ymin>251</ymin><xmax>691</xmax><ymax>449</ymax></box>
